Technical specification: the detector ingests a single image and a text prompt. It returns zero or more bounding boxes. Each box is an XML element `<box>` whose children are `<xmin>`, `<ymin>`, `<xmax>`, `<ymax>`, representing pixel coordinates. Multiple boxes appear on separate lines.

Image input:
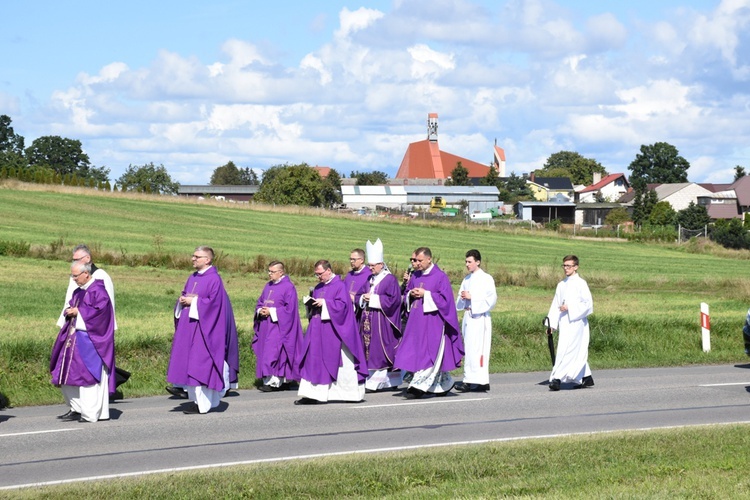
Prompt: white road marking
<box><xmin>699</xmin><ymin>382</ymin><xmax>750</xmax><ymax>387</ymax></box>
<box><xmin>3</xmin><ymin>420</ymin><xmax>750</xmax><ymax>491</ymax></box>
<box><xmin>352</xmin><ymin>397</ymin><xmax>487</xmax><ymax>408</ymax></box>
<box><xmin>0</xmin><ymin>428</ymin><xmax>83</xmax><ymax>438</ymax></box>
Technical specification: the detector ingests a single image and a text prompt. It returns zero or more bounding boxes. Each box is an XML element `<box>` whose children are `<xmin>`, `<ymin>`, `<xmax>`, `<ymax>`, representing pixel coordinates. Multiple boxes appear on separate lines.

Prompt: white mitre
<box><xmin>366</xmin><ymin>238</ymin><xmax>384</xmax><ymax>264</ymax></box>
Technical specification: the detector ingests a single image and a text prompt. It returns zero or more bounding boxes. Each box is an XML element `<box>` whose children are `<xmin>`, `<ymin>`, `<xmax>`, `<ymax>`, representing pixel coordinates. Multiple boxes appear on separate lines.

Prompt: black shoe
<box><xmin>404</xmin><ymin>387</ymin><xmax>425</xmax><ymax>399</ymax></box>
<box><xmin>182</xmin><ymin>403</ymin><xmax>202</xmax><ymax>414</ymax></box>
<box><xmin>581</xmin><ymin>375</ymin><xmax>594</xmax><ymax>387</ymax></box>
<box><xmin>60</xmin><ymin>411</ymin><xmax>82</xmax><ymax>422</ymax></box>
<box><xmin>549</xmin><ymin>379</ymin><xmax>561</xmax><ymax>391</ymax></box>
<box><xmin>166</xmin><ymin>386</ymin><xmax>188</xmax><ymax>398</ymax></box>
<box><xmin>57</xmin><ymin>409</ymin><xmax>76</xmax><ymax>419</ymax></box>
<box><xmin>109</xmin><ymin>390</ymin><xmax>123</xmax><ymax>402</ymax></box>
<box><xmin>294</xmin><ymin>397</ymin><xmax>325</xmax><ymax>405</ymax></box>
<box><xmin>258</xmin><ymin>384</ymin><xmax>277</xmax><ymax>392</ymax></box>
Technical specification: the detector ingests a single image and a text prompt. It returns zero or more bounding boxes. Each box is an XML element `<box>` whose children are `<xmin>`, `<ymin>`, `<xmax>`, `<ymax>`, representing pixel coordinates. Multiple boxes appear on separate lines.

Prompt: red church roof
<box><xmin>395</xmin><ymin>139</ymin><xmax>490</xmax><ymax>179</ymax></box>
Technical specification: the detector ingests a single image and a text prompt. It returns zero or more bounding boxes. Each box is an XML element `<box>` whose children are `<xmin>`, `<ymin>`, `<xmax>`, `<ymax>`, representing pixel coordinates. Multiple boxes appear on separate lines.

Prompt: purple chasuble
<box><xmin>50</xmin><ymin>280</ymin><xmax>116</xmax><ymax>393</ymax></box>
<box><xmin>298</xmin><ymin>276</ymin><xmax>368</xmax><ymax>385</ymax></box>
<box><xmin>252</xmin><ymin>275</ymin><xmax>303</xmax><ymax>380</ymax></box>
<box><xmin>394</xmin><ymin>264</ymin><xmax>463</xmax><ymax>373</ymax></box>
<box><xmin>359</xmin><ymin>272</ymin><xmax>402</xmax><ymax>369</ymax></box>
<box><xmin>344</xmin><ymin>267</ymin><xmax>372</xmax><ymax>321</ymax></box>
<box><xmin>167</xmin><ymin>267</ymin><xmax>239</xmax><ymax>392</ymax></box>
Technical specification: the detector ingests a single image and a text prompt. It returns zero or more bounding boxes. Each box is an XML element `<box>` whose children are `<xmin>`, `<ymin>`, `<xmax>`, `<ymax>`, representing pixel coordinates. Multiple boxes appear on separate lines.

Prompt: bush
<box><xmin>711</xmin><ymin>218</ymin><xmax>750</xmax><ymax>249</ymax></box>
<box><xmin>605</xmin><ymin>207</ymin><xmax>630</xmax><ymax>226</ymax></box>
<box><xmin>0</xmin><ymin>240</ymin><xmax>31</xmax><ymax>257</ymax></box>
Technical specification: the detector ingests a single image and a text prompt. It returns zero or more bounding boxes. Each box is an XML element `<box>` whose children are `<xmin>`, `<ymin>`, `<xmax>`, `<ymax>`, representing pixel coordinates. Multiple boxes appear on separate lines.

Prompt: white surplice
<box><xmin>547</xmin><ymin>273</ymin><xmax>593</xmax><ymax>384</ymax></box>
<box><xmin>456</xmin><ymin>268</ymin><xmax>497</xmax><ymax>385</ymax></box>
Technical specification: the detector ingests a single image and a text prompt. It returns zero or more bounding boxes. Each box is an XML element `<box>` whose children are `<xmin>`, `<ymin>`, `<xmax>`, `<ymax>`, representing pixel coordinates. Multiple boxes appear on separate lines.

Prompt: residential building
<box><xmin>577</xmin><ymin>173</ymin><xmax>630</xmax><ymax>203</ymax></box>
<box><xmin>526</xmin><ymin>173</ymin><xmax>574</xmax><ymax>201</ymax></box>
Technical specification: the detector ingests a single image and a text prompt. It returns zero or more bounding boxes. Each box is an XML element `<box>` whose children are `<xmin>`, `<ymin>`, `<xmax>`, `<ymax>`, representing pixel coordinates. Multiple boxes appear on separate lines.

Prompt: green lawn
<box><xmin>1</xmin><ymin>183</ymin><xmax>750</xmax><ymax>406</ymax></box>
<box><xmin>9</xmin><ymin>424</ymin><xmax>750</xmax><ymax>498</ymax></box>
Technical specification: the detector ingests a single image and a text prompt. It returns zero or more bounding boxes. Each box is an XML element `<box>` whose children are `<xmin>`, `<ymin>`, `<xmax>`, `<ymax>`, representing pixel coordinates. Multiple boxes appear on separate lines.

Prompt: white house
<box><xmin>653</xmin><ymin>183</ymin><xmax>715</xmax><ymax>211</ymax></box>
<box><xmin>577</xmin><ymin>173</ymin><xmax>630</xmax><ymax>203</ymax></box>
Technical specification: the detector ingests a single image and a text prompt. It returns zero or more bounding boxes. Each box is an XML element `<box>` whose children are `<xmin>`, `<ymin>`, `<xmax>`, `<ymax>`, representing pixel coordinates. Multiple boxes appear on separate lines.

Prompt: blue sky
<box><xmin>1</xmin><ymin>0</ymin><xmax>747</xmax><ymax>184</ymax></box>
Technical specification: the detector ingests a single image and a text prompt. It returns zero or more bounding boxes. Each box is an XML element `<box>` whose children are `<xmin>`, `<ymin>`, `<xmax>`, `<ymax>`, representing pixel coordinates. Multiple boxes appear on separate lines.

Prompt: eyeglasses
<box><xmin>314</xmin><ymin>271</ymin><xmax>327</xmax><ymax>277</ymax></box>
<box><xmin>192</xmin><ymin>255</ymin><xmax>209</xmax><ymax>260</ymax></box>
<box><xmin>562</xmin><ymin>264</ymin><xmax>577</xmax><ymax>269</ymax></box>
<box><xmin>267</xmin><ymin>269</ymin><xmax>282</xmax><ymax>275</ymax></box>
<box><xmin>410</xmin><ymin>258</ymin><xmax>417</xmax><ymax>262</ymax></box>
<box><xmin>349</xmin><ymin>257</ymin><xmax>363</xmax><ymax>261</ymax></box>
<box><xmin>70</xmin><ymin>271</ymin><xmax>87</xmax><ymax>279</ymax></box>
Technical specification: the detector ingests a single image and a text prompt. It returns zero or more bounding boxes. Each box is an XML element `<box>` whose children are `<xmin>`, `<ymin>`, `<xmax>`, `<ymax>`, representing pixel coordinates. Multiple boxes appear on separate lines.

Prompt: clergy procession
<box><xmin>50</xmin><ymin>241</ymin><xmax>594</xmax><ymax>420</ymax></box>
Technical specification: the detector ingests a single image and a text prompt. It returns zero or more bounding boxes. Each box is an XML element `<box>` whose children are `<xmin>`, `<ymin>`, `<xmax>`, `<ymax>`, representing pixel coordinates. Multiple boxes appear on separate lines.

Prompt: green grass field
<box><xmin>2</xmin><ymin>182</ymin><xmax>750</xmax><ymax>406</ymax></box>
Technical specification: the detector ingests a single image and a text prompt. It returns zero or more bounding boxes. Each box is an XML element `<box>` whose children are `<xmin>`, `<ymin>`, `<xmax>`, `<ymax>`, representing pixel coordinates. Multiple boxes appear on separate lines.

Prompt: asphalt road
<box><xmin>2</xmin><ymin>363</ymin><xmax>750</xmax><ymax>490</ymax></box>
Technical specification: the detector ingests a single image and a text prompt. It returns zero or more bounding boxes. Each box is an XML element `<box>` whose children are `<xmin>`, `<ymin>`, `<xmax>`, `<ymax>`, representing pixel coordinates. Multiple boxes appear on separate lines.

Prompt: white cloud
<box><xmin>408</xmin><ymin>44</ymin><xmax>455</xmax><ymax>79</ymax></box>
<box><xmin>335</xmin><ymin>7</ymin><xmax>385</xmax><ymax>39</ymax></box>
<box><xmin>9</xmin><ymin>1</ymin><xmax>750</xmax><ymax>184</ymax></box>
<box><xmin>586</xmin><ymin>13</ymin><xmax>627</xmax><ymax>50</ymax></box>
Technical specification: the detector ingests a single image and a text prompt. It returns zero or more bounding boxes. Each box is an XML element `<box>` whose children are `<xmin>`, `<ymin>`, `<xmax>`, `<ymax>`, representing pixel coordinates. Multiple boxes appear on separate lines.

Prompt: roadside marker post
<box><xmin>700</xmin><ymin>302</ymin><xmax>711</xmax><ymax>352</ymax></box>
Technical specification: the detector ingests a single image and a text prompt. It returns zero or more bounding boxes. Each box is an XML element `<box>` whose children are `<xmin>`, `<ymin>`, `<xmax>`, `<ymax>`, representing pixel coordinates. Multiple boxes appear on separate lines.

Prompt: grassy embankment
<box><xmin>1</xmin><ymin>182</ymin><xmax>750</xmax><ymax>407</ymax></box>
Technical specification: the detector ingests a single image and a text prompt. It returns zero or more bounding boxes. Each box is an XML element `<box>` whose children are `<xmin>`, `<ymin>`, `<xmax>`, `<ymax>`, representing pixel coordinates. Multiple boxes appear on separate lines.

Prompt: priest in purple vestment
<box><xmin>51</xmin><ymin>261</ymin><xmax>116</xmax><ymax>422</ymax></box>
<box><xmin>167</xmin><ymin>246</ymin><xmax>239</xmax><ymax>414</ymax></box>
<box><xmin>253</xmin><ymin>260</ymin><xmax>303</xmax><ymax>392</ymax></box>
<box><xmin>295</xmin><ymin>259</ymin><xmax>368</xmax><ymax>405</ymax></box>
<box><xmin>394</xmin><ymin>247</ymin><xmax>463</xmax><ymax>399</ymax></box>
<box><xmin>343</xmin><ymin>248</ymin><xmax>372</xmax><ymax>320</ymax></box>
<box><xmin>358</xmin><ymin>239</ymin><xmax>403</xmax><ymax>392</ymax></box>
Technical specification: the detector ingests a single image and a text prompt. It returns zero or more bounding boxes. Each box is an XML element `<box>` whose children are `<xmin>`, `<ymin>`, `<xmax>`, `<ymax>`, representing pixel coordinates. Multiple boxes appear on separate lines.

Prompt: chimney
<box><xmin>530</xmin><ymin>172</ymin><xmax>535</xmax><ymax>183</ymax></box>
<box><xmin>427</xmin><ymin>113</ymin><xmax>438</xmax><ymax>142</ymax></box>
<box><xmin>592</xmin><ymin>172</ymin><xmax>602</xmax><ymax>185</ymax></box>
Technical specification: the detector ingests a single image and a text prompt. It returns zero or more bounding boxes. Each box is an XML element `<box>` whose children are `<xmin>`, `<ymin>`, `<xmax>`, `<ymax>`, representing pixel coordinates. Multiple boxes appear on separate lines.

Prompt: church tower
<box><xmin>427</xmin><ymin>113</ymin><xmax>438</xmax><ymax>142</ymax></box>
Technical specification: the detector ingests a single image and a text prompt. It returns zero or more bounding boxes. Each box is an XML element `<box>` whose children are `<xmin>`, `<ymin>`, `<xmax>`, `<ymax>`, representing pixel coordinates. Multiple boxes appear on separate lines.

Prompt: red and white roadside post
<box><xmin>700</xmin><ymin>302</ymin><xmax>711</xmax><ymax>352</ymax></box>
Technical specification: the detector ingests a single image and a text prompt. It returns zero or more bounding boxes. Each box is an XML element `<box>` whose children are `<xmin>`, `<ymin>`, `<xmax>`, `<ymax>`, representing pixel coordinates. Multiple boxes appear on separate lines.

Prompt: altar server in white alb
<box><xmin>455</xmin><ymin>249</ymin><xmax>497</xmax><ymax>392</ymax></box>
<box><xmin>547</xmin><ymin>255</ymin><xmax>594</xmax><ymax>391</ymax></box>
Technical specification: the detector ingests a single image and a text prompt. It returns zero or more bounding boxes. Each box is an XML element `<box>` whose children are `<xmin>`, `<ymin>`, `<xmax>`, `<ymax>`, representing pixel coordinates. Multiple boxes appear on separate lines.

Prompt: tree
<box><xmin>535</xmin><ymin>151</ymin><xmax>608</xmax><ymax>185</ymax></box>
<box><xmin>446</xmin><ymin>162</ymin><xmax>471</xmax><ymax>186</ymax></box>
<box><xmin>735</xmin><ymin>165</ymin><xmax>746</xmax><ymax>181</ymax></box>
<box><xmin>116</xmin><ymin>162</ymin><xmax>180</xmax><ymax>195</ymax></box>
<box><xmin>255</xmin><ymin>163</ymin><xmax>333</xmax><ymax>207</ymax></box>
<box><xmin>712</xmin><ymin>218</ymin><xmax>750</xmax><ymax>249</ymax></box>
<box><xmin>350</xmin><ymin>170</ymin><xmax>389</xmax><ymax>186</ymax></box>
<box><xmin>675</xmin><ymin>202</ymin><xmax>710</xmax><ymax>230</ymax></box>
<box><xmin>240</xmin><ymin>167</ymin><xmax>260</xmax><ymax>185</ymax></box>
<box><xmin>628</xmin><ymin>142</ymin><xmax>689</xmax><ymax>185</ymax></box>
<box><xmin>25</xmin><ymin>135</ymin><xmax>109</xmax><ymax>183</ymax></box>
<box><xmin>0</xmin><ymin>115</ymin><xmax>25</xmax><ymax>155</ymax></box>
<box><xmin>648</xmin><ymin>201</ymin><xmax>677</xmax><ymax>226</ymax></box>
<box><xmin>497</xmin><ymin>172</ymin><xmax>533</xmax><ymax>203</ymax></box>
<box><xmin>210</xmin><ymin>161</ymin><xmax>243</xmax><ymax>185</ymax></box>
<box><xmin>321</xmin><ymin>168</ymin><xmax>343</xmax><ymax>207</ymax></box>
<box><xmin>481</xmin><ymin>165</ymin><xmax>499</xmax><ymax>187</ymax></box>
<box><xmin>0</xmin><ymin>115</ymin><xmax>28</xmax><ymax>172</ymax></box>
<box><xmin>604</xmin><ymin>207</ymin><xmax>630</xmax><ymax>226</ymax></box>
<box><xmin>631</xmin><ymin>184</ymin><xmax>659</xmax><ymax>226</ymax></box>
